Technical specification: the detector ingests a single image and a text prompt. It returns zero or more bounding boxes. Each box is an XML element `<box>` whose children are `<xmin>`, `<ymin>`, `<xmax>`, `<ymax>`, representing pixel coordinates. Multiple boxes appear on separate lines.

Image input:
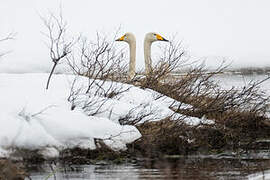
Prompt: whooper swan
<box><xmin>116</xmin><ymin>32</ymin><xmax>136</xmax><ymax>80</ymax></box>
<box><xmin>144</xmin><ymin>32</ymin><xmax>169</xmax><ymax>75</ymax></box>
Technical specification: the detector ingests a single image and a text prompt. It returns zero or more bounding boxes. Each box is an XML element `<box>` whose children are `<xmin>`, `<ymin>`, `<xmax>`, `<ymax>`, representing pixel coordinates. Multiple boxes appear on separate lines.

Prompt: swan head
<box><xmin>115</xmin><ymin>32</ymin><xmax>136</xmax><ymax>43</ymax></box>
<box><xmin>145</xmin><ymin>32</ymin><xmax>169</xmax><ymax>43</ymax></box>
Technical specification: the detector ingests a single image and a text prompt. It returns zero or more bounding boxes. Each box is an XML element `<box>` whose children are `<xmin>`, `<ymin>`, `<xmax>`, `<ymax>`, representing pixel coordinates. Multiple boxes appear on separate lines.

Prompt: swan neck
<box><xmin>128</xmin><ymin>40</ymin><xmax>136</xmax><ymax>80</ymax></box>
<box><xmin>144</xmin><ymin>39</ymin><xmax>152</xmax><ymax>75</ymax></box>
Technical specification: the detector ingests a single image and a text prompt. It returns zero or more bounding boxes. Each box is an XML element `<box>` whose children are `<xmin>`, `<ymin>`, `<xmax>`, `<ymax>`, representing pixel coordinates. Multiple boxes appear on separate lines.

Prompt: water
<box><xmin>28</xmin><ymin>156</ymin><xmax>270</xmax><ymax>180</ymax></box>
<box><xmin>214</xmin><ymin>74</ymin><xmax>270</xmax><ymax>95</ymax></box>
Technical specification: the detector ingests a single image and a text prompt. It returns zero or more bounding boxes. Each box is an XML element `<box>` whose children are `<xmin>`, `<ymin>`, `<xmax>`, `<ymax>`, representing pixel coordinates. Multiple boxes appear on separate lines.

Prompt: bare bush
<box><xmin>118</xmin><ymin>103</ymin><xmax>162</xmax><ymax>125</ymax></box>
<box><xmin>139</xmin><ymin>36</ymin><xmax>270</xmax><ymax>124</ymax></box>
<box><xmin>41</xmin><ymin>12</ymin><xmax>76</xmax><ymax>89</ymax></box>
<box><xmin>67</xmin><ymin>79</ymin><xmax>130</xmax><ymax>117</ymax></box>
<box><xmin>133</xmin><ymin>118</ymin><xmax>191</xmax><ymax>156</ymax></box>
<box><xmin>67</xmin><ymin>32</ymin><xmax>128</xmax><ymax>84</ymax></box>
<box><xmin>40</xmin><ymin>11</ymin><xmax>134</xmax><ymax>124</ymax></box>
<box><xmin>140</xmin><ymin>37</ymin><xmax>187</xmax><ymax>87</ymax></box>
<box><xmin>133</xmin><ymin>35</ymin><xmax>270</xmax><ymax>154</ymax></box>
<box><xmin>66</xmin><ymin>33</ymin><xmax>131</xmax><ymax>116</ymax></box>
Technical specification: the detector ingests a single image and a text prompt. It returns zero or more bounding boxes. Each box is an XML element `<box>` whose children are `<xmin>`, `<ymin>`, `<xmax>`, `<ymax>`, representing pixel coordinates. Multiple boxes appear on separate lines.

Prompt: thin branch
<box><xmin>41</xmin><ymin>11</ymin><xmax>75</xmax><ymax>90</ymax></box>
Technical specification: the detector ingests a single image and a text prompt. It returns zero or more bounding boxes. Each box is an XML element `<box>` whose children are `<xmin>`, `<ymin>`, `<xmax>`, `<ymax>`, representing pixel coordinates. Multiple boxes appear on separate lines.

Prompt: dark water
<box><xmin>28</xmin><ymin>154</ymin><xmax>270</xmax><ymax>180</ymax></box>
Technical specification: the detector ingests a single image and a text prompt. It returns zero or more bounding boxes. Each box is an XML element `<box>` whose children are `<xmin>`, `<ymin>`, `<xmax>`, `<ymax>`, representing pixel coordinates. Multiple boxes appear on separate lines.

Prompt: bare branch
<box><xmin>66</xmin><ymin>32</ymin><xmax>132</xmax><ymax>118</ymax></box>
<box><xmin>41</xmin><ymin>11</ymin><xmax>76</xmax><ymax>90</ymax></box>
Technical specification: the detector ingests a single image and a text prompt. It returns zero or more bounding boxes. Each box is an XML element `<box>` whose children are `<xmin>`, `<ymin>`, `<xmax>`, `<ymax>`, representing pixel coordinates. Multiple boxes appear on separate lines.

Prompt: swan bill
<box><xmin>115</xmin><ymin>35</ymin><xmax>125</xmax><ymax>41</ymax></box>
<box><xmin>162</xmin><ymin>37</ymin><xmax>169</xmax><ymax>42</ymax></box>
<box><xmin>156</xmin><ymin>34</ymin><xmax>169</xmax><ymax>42</ymax></box>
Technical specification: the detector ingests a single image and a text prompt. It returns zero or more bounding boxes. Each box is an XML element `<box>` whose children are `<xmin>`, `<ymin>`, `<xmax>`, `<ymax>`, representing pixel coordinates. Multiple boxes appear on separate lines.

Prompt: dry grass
<box><xmin>134</xmin><ymin>70</ymin><xmax>270</xmax><ymax>155</ymax></box>
<box><xmin>129</xmin><ymin>40</ymin><xmax>270</xmax><ymax>156</ymax></box>
<box><xmin>132</xmin><ymin>119</ymin><xmax>193</xmax><ymax>157</ymax></box>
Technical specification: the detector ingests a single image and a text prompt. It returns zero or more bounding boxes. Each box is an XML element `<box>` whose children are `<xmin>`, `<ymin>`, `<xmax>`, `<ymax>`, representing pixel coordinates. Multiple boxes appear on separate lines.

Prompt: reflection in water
<box><xmin>29</xmin><ymin>157</ymin><xmax>270</xmax><ymax>180</ymax></box>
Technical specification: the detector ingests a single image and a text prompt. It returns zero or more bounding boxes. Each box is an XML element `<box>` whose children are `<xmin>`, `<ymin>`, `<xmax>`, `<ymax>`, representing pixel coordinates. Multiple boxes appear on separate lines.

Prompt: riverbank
<box><xmin>4</xmin><ymin>149</ymin><xmax>270</xmax><ymax>180</ymax></box>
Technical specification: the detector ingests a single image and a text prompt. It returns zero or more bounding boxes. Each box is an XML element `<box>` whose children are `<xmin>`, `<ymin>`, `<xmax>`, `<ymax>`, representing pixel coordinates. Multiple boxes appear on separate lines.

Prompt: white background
<box><xmin>1</xmin><ymin>0</ymin><xmax>270</xmax><ymax>72</ymax></box>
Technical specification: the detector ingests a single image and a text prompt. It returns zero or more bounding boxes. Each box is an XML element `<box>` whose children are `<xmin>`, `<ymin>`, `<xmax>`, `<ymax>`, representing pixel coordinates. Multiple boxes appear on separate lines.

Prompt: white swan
<box><xmin>116</xmin><ymin>32</ymin><xmax>136</xmax><ymax>80</ymax></box>
<box><xmin>144</xmin><ymin>32</ymin><xmax>169</xmax><ymax>75</ymax></box>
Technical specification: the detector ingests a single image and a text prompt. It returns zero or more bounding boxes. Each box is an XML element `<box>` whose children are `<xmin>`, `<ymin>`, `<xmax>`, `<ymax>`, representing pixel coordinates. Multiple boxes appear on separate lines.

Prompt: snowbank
<box><xmin>0</xmin><ymin>73</ymin><xmax>206</xmax><ymax>158</ymax></box>
<box><xmin>248</xmin><ymin>169</ymin><xmax>270</xmax><ymax>180</ymax></box>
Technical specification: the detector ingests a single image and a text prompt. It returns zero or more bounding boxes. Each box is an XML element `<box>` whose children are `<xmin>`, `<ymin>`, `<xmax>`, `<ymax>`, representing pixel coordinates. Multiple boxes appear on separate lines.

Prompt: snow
<box><xmin>0</xmin><ymin>73</ymin><xmax>205</xmax><ymax>158</ymax></box>
<box><xmin>0</xmin><ymin>71</ymin><xmax>268</xmax><ymax>159</ymax></box>
<box><xmin>248</xmin><ymin>170</ymin><xmax>270</xmax><ymax>180</ymax></box>
<box><xmin>0</xmin><ymin>73</ymin><xmax>139</xmax><ymax>157</ymax></box>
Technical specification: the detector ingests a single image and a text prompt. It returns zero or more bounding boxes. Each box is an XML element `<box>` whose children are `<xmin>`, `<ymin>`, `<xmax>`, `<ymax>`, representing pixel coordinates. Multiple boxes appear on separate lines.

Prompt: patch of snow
<box><xmin>0</xmin><ymin>147</ymin><xmax>10</xmax><ymax>157</ymax></box>
<box><xmin>38</xmin><ymin>147</ymin><xmax>60</xmax><ymax>159</ymax></box>
<box><xmin>247</xmin><ymin>169</ymin><xmax>270</xmax><ymax>180</ymax></box>
<box><xmin>0</xmin><ymin>73</ymin><xmax>143</xmax><ymax>157</ymax></box>
<box><xmin>0</xmin><ymin>73</ymin><xmax>206</xmax><ymax>158</ymax></box>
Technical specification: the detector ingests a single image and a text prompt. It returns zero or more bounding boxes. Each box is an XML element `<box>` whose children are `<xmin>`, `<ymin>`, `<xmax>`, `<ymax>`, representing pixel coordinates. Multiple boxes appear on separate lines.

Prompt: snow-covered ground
<box><xmin>0</xmin><ymin>73</ymin><xmax>204</xmax><ymax>158</ymax></box>
<box><xmin>0</xmin><ymin>71</ymin><xmax>268</xmax><ymax>159</ymax></box>
<box><xmin>0</xmin><ymin>73</ymin><xmax>141</xmax><ymax>157</ymax></box>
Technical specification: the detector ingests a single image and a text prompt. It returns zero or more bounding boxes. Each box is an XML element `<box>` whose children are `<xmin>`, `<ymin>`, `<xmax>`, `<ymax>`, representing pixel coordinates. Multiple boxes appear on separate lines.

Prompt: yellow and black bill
<box><xmin>156</xmin><ymin>34</ymin><xmax>169</xmax><ymax>42</ymax></box>
<box><xmin>115</xmin><ymin>35</ymin><xmax>125</xmax><ymax>41</ymax></box>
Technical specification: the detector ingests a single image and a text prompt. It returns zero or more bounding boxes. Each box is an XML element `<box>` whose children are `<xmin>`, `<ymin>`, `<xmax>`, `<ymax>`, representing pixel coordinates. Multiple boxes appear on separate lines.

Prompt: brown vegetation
<box><xmin>129</xmin><ymin>38</ymin><xmax>270</xmax><ymax>157</ymax></box>
<box><xmin>65</xmin><ymin>32</ymin><xmax>270</xmax><ymax>157</ymax></box>
<box><xmin>0</xmin><ymin>159</ymin><xmax>28</xmax><ymax>180</ymax></box>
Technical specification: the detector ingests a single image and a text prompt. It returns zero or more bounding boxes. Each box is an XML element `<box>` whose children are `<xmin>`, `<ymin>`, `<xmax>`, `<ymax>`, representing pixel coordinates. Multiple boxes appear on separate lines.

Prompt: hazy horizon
<box><xmin>1</xmin><ymin>0</ymin><xmax>270</xmax><ymax>73</ymax></box>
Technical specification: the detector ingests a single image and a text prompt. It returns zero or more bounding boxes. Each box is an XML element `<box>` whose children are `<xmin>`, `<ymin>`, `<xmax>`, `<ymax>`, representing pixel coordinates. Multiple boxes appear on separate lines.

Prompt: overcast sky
<box><xmin>1</xmin><ymin>0</ymin><xmax>270</xmax><ymax>72</ymax></box>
